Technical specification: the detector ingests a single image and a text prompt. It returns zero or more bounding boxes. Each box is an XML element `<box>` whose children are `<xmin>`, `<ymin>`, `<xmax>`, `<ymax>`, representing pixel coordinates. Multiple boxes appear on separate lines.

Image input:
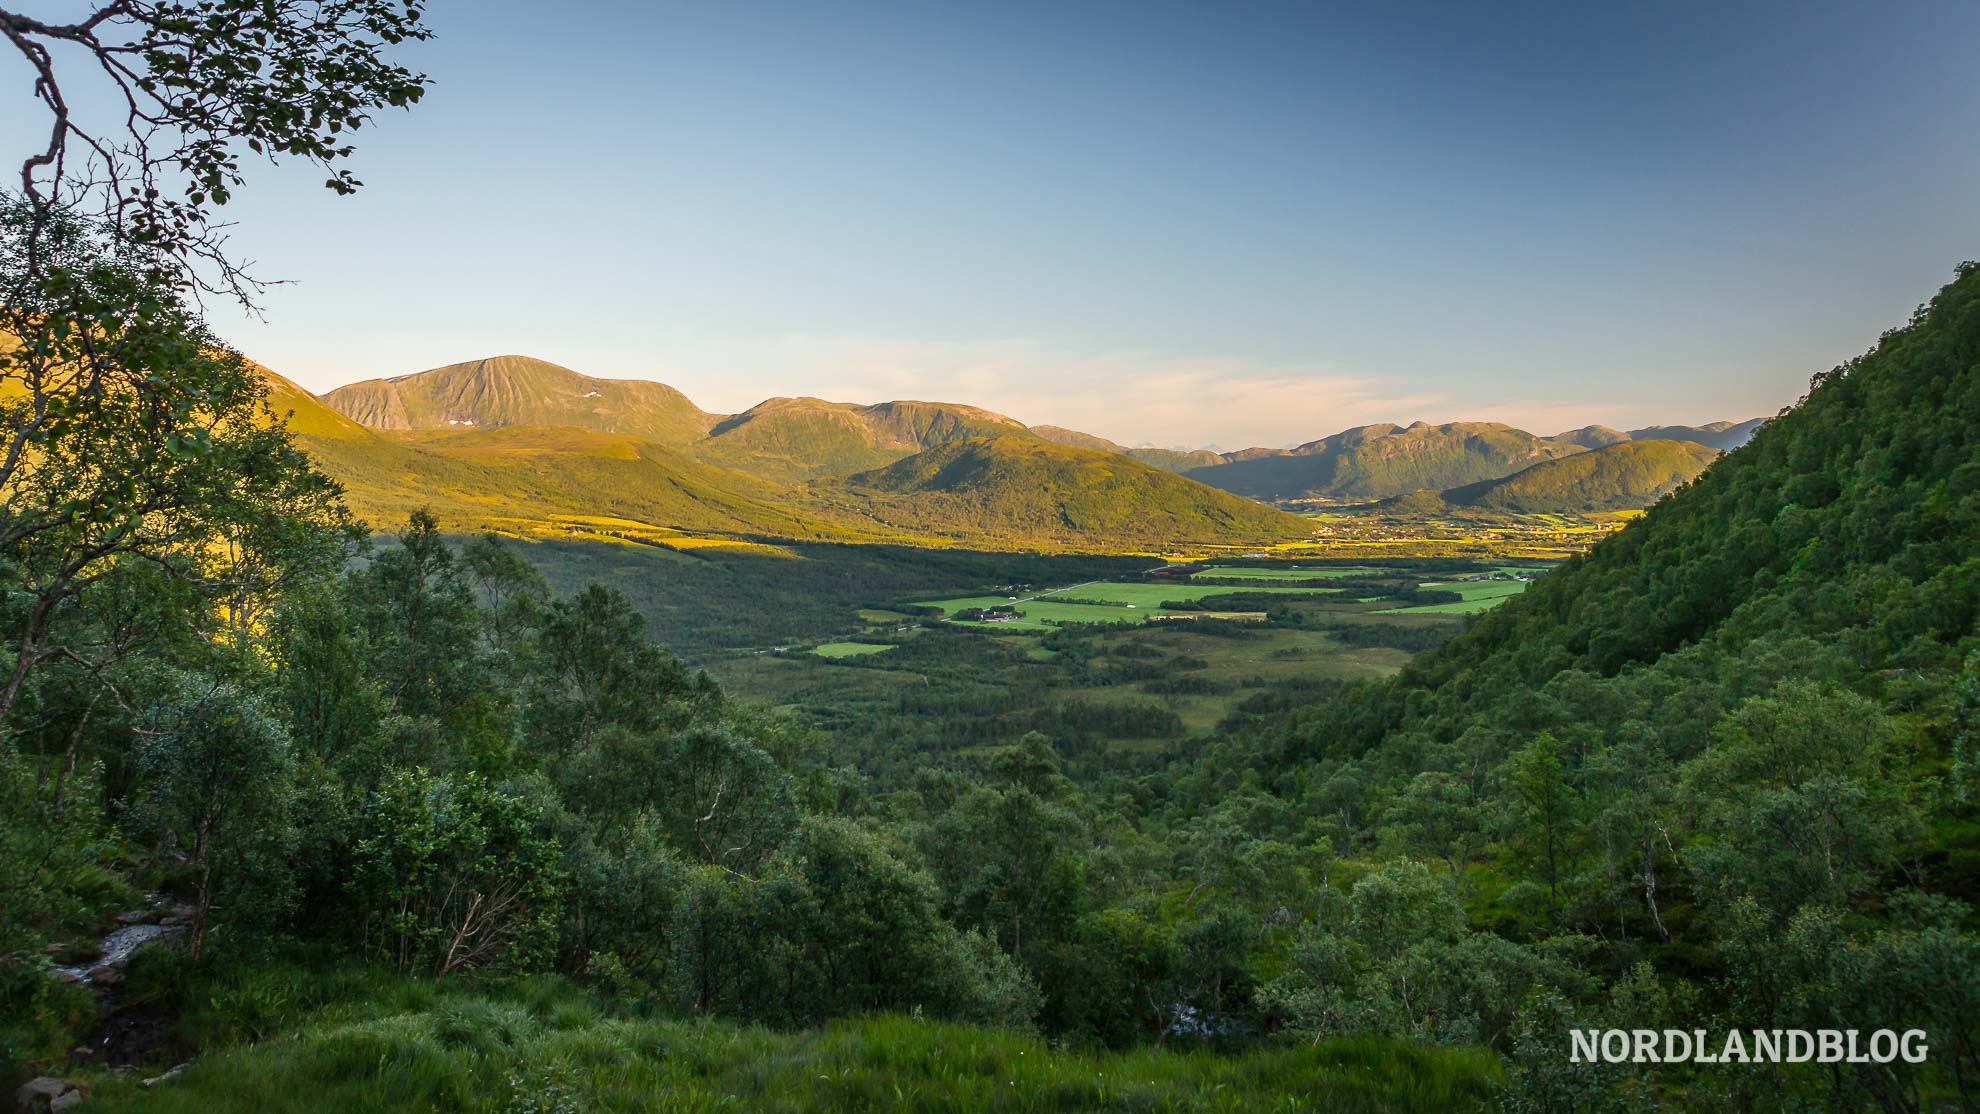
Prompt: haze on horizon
<box><xmin>3</xmin><ymin>0</ymin><xmax>1975</xmax><ymax>450</ymax></box>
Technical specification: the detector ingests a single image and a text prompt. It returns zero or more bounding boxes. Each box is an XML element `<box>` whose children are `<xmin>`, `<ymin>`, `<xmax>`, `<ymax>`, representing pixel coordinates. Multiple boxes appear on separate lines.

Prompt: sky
<box><xmin>5</xmin><ymin>0</ymin><xmax>1978</xmax><ymax>449</ymax></box>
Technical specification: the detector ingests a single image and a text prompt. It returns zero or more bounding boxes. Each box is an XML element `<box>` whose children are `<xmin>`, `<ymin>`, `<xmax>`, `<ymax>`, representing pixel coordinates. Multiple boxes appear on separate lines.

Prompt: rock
<box><xmin>14</xmin><ymin>1077</ymin><xmax>87</xmax><ymax>1113</ymax></box>
<box><xmin>50</xmin><ymin>968</ymin><xmax>84</xmax><ymax>985</ymax></box>
<box><xmin>140</xmin><ymin>1064</ymin><xmax>186</xmax><ymax>1089</ymax></box>
<box><xmin>114</xmin><ymin>910</ymin><xmax>153</xmax><ymax>925</ymax></box>
<box><xmin>84</xmin><ymin>963</ymin><xmax>121</xmax><ymax>986</ymax></box>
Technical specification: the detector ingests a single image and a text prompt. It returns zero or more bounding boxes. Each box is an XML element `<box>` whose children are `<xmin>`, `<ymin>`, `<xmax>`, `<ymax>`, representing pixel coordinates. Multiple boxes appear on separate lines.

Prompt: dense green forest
<box><xmin>3</xmin><ymin>5</ymin><xmax>1977</xmax><ymax>1110</ymax></box>
<box><xmin>6</xmin><ymin>210</ymin><xmax>1978</xmax><ymax>1109</ymax></box>
<box><xmin>1178</xmin><ymin>263</ymin><xmax>1980</xmax><ymax>1109</ymax></box>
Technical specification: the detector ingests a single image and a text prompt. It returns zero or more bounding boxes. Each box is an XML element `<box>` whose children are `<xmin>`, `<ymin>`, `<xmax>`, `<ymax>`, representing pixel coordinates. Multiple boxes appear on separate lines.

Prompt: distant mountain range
<box><xmin>1161</xmin><ymin>419</ymin><xmax>1759</xmax><ymax>502</ymax></box>
<box><xmin>1028</xmin><ymin>426</ymin><xmax>1226</xmax><ymax>473</ymax></box>
<box><xmin>696</xmin><ymin>397</ymin><xmax>1027</xmax><ymax>482</ymax></box>
<box><xmin>265</xmin><ymin>353</ymin><xmax>1759</xmax><ymax>549</ymax></box>
<box><xmin>1383</xmin><ymin>439</ymin><xmax>1723</xmax><ymax>515</ymax></box>
<box><xmin>276</xmin><ymin>356</ymin><xmax>1308</xmax><ymax>551</ymax></box>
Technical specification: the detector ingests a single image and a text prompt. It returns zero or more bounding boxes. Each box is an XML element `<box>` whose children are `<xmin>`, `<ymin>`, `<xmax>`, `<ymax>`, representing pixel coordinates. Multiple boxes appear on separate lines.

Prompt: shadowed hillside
<box><xmin>1030</xmin><ymin>425</ymin><xmax>1225</xmax><ymax>472</ymax></box>
<box><xmin>1625</xmin><ymin>417</ymin><xmax>1765</xmax><ymax>450</ymax></box>
<box><xmin>1186</xmin><ymin>421</ymin><xmax>1585</xmax><ymax>502</ymax></box>
<box><xmin>823</xmin><ymin>434</ymin><xmax>1312</xmax><ymax>549</ymax></box>
<box><xmin>1431</xmin><ymin>438</ymin><xmax>1720</xmax><ymax>512</ymax></box>
<box><xmin>694</xmin><ymin>396</ymin><xmax>1029</xmax><ymax>481</ymax></box>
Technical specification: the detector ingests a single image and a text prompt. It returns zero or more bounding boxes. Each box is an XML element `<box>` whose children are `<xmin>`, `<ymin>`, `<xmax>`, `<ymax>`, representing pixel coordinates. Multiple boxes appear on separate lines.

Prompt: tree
<box><xmin>348</xmin><ymin>768</ymin><xmax>561</xmax><ymax>976</ymax></box>
<box><xmin>131</xmin><ymin>671</ymin><xmax>297</xmax><ymax>958</ymax></box>
<box><xmin>527</xmin><ymin>583</ymin><xmax>711</xmax><ymax>759</ymax></box>
<box><xmin>0</xmin><ymin>203</ymin><xmax>351</xmax><ymax>734</ymax></box>
<box><xmin>1384</xmin><ymin>769</ymin><xmax>1486</xmax><ymax>888</ymax></box>
<box><xmin>1679</xmin><ymin>681</ymin><xmax>1912</xmax><ymax>919</ymax></box>
<box><xmin>459</xmin><ymin>532</ymin><xmax>548</xmax><ymax>666</ymax></box>
<box><xmin>1499</xmin><ymin>733</ymin><xmax>1580</xmax><ymax>923</ymax></box>
<box><xmin>923</xmin><ymin>737</ymin><xmax>1085</xmax><ymax>965</ymax></box>
<box><xmin>657</xmin><ymin>724</ymin><xmax>797</xmax><ymax>878</ymax></box>
<box><xmin>1261</xmin><ymin>860</ymin><xmax>1579</xmax><ymax>1047</ymax></box>
<box><xmin>349</xmin><ymin>510</ymin><xmax>480</xmax><ymax>722</ymax></box>
<box><xmin>2</xmin><ymin>0</ymin><xmax>431</xmax><ymax>300</ymax></box>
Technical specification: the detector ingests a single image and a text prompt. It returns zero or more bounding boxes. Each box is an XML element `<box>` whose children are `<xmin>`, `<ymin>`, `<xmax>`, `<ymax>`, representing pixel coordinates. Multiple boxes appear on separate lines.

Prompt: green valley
<box><xmin>3</xmin><ymin>9</ymin><xmax>1975</xmax><ymax>1111</ymax></box>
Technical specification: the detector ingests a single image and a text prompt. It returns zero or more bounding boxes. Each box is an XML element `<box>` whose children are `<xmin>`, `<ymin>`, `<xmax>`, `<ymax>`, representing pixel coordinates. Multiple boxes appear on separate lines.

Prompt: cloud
<box><xmin>303</xmin><ymin>330</ymin><xmax>1718</xmax><ymax>448</ymax></box>
<box><xmin>664</xmin><ymin>335</ymin><xmax>1462</xmax><ymax>450</ymax></box>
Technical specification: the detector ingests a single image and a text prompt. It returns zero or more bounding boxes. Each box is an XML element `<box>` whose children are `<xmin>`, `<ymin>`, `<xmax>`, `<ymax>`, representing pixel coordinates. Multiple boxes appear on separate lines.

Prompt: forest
<box><xmin>2</xmin><ymin>3</ymin><xmax>1978</xmax><ymax>1112</ymax></box>
<box><xmin>5</xmin><ymin>229</ymin><xmax>1977</xmax><ymax>1110</ymax></box>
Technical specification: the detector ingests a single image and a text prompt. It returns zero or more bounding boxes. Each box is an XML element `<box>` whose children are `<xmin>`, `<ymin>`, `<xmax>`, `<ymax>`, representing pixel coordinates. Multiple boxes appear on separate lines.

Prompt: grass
<box><xmin>85</xmin><ymin>971</ymin><xmax>1500</xmax><ymax>1113</ymax></box>
<box><xmin>1371</xmin><ymin>571</ymin><xmax>1544</xmax><ymax>614</ymax></box>
<box><xmin>1189</xmin><ymin>565</ymin><xmax>1380</xmax><ymax>580</ymax></box>
<box><xmin>812</xmin><ymin>641</ymin><xmax>898</xmax><ymax>658</ymax></box>
<box><xmin>1374</xmin><ymin>596</ymin><xmax>1513</xmax><ymax>615</ymax></box>
<box><xmin>916</xmin><ymin>579</ymin><xmax>1342</xmax><ymax>631</ymax></box>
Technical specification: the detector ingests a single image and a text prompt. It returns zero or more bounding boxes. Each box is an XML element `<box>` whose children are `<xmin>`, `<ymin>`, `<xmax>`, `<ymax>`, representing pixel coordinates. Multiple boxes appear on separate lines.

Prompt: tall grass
<box><xmin>86</xmin><ymin>966</ymin><xmax>1498</xmax><ymax>1112</ymax></box>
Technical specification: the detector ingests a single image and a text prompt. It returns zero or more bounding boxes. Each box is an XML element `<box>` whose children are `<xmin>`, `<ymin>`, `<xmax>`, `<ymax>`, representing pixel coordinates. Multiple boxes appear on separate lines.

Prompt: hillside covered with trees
<box><xmin>1170</xmin><ymin>262</ymin><xmax>1980</xmax><ymax>1109</ymax></box>
<box><xmin>1426</xmin><ymin>438</ymin><xmax>1721</xmax><ymax>513</ymax></box>
<box><xmin>2</xmin><ymin>3</ymin><xmax>1974</xmax><ymax>1111</ymax></box>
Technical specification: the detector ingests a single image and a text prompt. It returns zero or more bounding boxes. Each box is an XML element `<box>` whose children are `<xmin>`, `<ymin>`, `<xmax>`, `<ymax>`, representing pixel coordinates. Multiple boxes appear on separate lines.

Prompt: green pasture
<box><xmin>1189</xmin><ymin>564</ymin><xmax>1381</xmax><ymax>580</ymax></box>
<box><xmin>1376</xmin><ymin>576</ymin><xmax>1533</xmax><ymax>614</ymax></box>
<box><xmin>812</xmin><ymin>641</ymin><xmax>898</xmax><ymax>658</ymax></box>
<box><xmin>915</xmin><ymin>579</ymin><xmax>1343</xmax><ymax>629</ymax></box>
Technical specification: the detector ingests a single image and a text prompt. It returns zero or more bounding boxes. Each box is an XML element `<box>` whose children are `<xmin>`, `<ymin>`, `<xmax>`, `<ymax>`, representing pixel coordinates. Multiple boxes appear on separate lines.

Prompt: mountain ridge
<box><xmin>1424</xmin><ymin>438</ymin><xmax>1721</xmax><ymax>513</ymax></box>
<box><xmin>824</xmin><ymin>434</ymin><xmax>1314</xmax><ymax>549</ymax></box>
<box><xmin>1182</xmin><ymin>421</ymin><xmax>1587</xmax><ymax>502</ymax></box>
<box><xmin>271</xmin><ymin>363</ymin><xmax>1311</xmax><ymax>551</ymax></box>
<box><xmin>324</xmin><ymin>355</ymin><xmax>722</xmax><ymax>446</ymax></box>
<box><xmin>695</xmin><ymin>396</ymin><xmax>1031</xmax><ymax>481</ymax></box>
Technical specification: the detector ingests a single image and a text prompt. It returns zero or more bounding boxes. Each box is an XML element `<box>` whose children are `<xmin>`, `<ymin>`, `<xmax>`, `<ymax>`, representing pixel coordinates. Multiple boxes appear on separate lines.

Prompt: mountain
<box><xmin>1039</xmin><ymin>416</ymin><xmax>1762</xmax><ymax>489</ymax></box>
<box><xmin>259</xmin><ymin>362</ymin><xmax>379</xmax><ymax>441</ymax></box>
<box><xmin>1626</xmin><ymin>417</ymin><xmax>1766</xmax><ymax>450</ymax></box>
<box><xmin>259</xmin><ymin>362</ymin><xmax>846</xmax><ymax>538</ymax></box>
<box><xmin>1028</xmin><ymin>424</ymin><xmax>1122</xmax><ymax>452</ymax></box>
<box><xmin>1029</xmin><ymin>425</ymin><xmax>1226</xmax><ymax>473</ymax></box>
<box><xmin>1550</xmin><ymin>424</ymin><xmax>1633</xmax><ymax>449</ymax></box>
<box><xmin>267</xmin><ymin>367</ymin><xmax>1302</xmax><ymax>551</ymax></box>
<box><xmin>693</xmin><ymin>396</ymin><xmax>1029</xmax><ymax>482</ymax></box>
<box><xmin>1428</xmin><ymin>439</ymin><xmax>1721</xmax><ymax>513</ymax></box>
<box><xmin>322</xmin><ymin>355</ymin><xmax>721</xmax><ymax>446</ymax></box>
<box><xmin>822</xmin><ymin>434</ymin><xmax>1313</xmax><ymax>549</ymax></box>
<box><xmin>1184</xmin><ymin>421</ymin><xmax>1586</xmax><ymax>502</ymax></box>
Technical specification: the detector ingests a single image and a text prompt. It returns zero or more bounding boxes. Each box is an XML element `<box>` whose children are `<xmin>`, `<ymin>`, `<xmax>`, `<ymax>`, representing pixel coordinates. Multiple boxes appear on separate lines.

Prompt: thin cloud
<box><xmin>668</xmin><ymin>335</ymin><xmax>1454</xmax><ymax>450</ymax></box>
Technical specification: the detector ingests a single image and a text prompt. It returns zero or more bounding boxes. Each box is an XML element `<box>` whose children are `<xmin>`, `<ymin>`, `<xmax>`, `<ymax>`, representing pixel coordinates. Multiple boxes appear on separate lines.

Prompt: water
<box><xmin>53</xmin><ymin>921</ymin><xmax>172</xmax><ymax>983</ymax></box>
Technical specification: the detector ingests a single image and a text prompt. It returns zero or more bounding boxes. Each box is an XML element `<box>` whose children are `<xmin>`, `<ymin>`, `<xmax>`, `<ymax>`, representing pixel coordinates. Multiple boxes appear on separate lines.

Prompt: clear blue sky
<box><xmin>8</xmin><ymin>0</ymin><xmax>1978</xmax><ymax>448</ymax></box>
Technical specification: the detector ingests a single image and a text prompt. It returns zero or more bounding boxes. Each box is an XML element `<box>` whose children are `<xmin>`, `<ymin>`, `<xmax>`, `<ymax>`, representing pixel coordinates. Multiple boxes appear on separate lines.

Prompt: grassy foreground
<box><xmin>87</xmin><ymin>969</ymin><xmax>1498</xmax><ymax>1113</ymax></box>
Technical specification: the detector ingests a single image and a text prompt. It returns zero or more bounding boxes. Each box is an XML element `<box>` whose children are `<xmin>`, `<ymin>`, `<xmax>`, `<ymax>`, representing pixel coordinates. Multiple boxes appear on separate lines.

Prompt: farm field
<box><xmin>811</xmin><ymin>641</ymin><xmax>897</xmax><ymax>658</ymax></box>
<box><xmin>706</xmin><ymin>557</ymin><xmax>1553</xmax><ymax>780</ymax></box>
<box><xmin>1374</xmin><ymin>568</ymin><xmax>1544</xmax><ymax>614</ymax></box>
<box><xmin>1187</xmin><ymin>564</ymin><xmax>1379</xmax><ymax>580</ymax></box>
<box><xmin>1281</xmin><ymin>508</ymin><xmax>1638</xmax><ymax>559</ymax></box>
<box><xmin>911</xmin><ymin>564</ymin><xmax>1545</xmax><ymax>630</ymax></box>
<box><xmin>911</xmin><ymin>579</ymin><xmax>1346</xmax><ymax>629</ymax></box>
